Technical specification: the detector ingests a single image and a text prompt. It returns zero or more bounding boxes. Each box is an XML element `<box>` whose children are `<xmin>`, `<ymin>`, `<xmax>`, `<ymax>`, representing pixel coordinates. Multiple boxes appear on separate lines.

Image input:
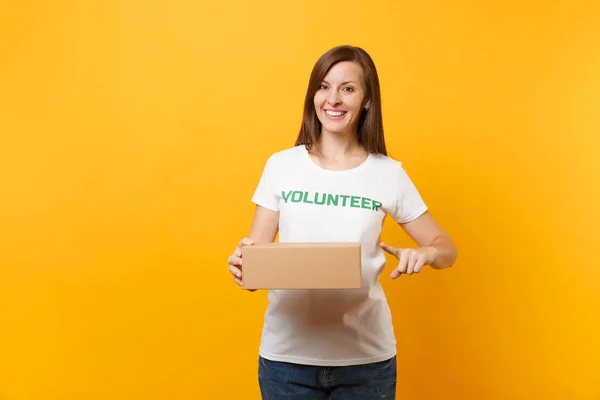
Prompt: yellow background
<box><xmin>1</xmin><ymin>1</ymin><xmax>599</xmax><ymax>399</ymax></box>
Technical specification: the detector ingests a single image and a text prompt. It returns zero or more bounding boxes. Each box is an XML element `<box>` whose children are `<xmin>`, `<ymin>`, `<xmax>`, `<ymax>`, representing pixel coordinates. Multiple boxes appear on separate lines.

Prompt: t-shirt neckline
<box><xmin>300</xmin><ymin>145</ymin><xmax>373</xmax><ymax>175</ymax></box>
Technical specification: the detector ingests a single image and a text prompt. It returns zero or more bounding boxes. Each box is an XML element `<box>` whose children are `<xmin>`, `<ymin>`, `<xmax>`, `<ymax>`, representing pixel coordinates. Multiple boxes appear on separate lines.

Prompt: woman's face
<box><xmin>313</xmin><ymin>61</ymin><xmax>369</xmax><ymax>137</ymax></box>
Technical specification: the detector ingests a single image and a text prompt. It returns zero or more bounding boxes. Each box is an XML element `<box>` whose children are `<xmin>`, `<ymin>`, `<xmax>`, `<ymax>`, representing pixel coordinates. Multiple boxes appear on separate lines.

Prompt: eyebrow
<box><xmin>322</xmin><ymin>80</ymin><xmax>358</xmax><ymax>86</ymax></box>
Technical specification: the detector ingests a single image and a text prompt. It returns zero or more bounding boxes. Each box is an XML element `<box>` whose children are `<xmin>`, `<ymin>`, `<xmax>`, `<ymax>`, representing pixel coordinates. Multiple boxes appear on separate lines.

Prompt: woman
<box><xmin>228</xmin><ymin>45</ymin><xmax>457</xmax><ymax>399</ymax></box>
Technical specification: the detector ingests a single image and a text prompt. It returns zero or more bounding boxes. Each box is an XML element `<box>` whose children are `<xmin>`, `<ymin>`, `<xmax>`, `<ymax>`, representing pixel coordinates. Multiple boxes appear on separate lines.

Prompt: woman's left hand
<box><xmin>380</xmin><ymin>242</ymin><xmax>438</xmax><ymax>278</ymax></box>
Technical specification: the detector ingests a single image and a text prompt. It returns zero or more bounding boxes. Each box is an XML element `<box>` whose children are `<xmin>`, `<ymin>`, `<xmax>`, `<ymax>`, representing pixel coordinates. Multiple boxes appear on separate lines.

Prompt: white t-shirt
<box><xmin>251</xmin><ymin>145</ymin><xmax>428</xmax><ymax>366</ymax></box>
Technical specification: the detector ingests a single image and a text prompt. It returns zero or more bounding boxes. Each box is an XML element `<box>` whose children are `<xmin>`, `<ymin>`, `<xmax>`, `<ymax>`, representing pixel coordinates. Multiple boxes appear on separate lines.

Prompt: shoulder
<box><xmin>263</xmin><ymin>145</ymin><xmax>306</xmax><ymax>166</ymax></box>
<box><xmin>369</xmin><ymin>153</ymin><xmax>420</xmax><ymax>189</ymax></box>
<box><xmin>369</xmin><ymin>152</ymin><xmax>406</xmax><ymax>175</ymax></box>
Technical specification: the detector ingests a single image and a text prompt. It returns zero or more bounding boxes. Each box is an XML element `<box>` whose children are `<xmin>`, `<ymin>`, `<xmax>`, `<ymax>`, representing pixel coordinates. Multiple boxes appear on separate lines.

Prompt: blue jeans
<box><xmin>258</xmin><ymin>355</ymin><xmax>397</xmax><ymax>399</ymax></box>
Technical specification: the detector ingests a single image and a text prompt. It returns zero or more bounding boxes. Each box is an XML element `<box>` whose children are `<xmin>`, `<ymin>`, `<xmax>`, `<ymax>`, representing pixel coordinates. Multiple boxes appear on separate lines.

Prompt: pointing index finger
<box><xmin>380</xmin><ymin>242</ymin><xmax>399</xmax><ymax>258</ymax></box>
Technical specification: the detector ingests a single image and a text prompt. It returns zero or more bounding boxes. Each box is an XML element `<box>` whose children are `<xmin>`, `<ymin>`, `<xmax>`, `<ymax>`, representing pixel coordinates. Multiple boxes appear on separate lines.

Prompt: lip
<box><xmin>323</xmin><ymin>109</ymin><xmax>347</xmax><ymax>120</ymax></box>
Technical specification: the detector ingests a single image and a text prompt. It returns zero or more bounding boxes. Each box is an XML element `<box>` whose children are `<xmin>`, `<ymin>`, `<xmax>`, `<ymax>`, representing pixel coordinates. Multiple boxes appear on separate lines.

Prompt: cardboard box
<box><xmin>241</xmin><ymin>242</ymin><xmax>362</xmax><ymax>290</ymax></box>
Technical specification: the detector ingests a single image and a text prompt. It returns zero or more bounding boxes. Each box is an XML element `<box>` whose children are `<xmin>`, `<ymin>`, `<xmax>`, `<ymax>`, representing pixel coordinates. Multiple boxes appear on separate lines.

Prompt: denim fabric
<box><xmin>258</xmin><ymin>355</ymin><xmax>397</xmax><ymax>399</ymax></box>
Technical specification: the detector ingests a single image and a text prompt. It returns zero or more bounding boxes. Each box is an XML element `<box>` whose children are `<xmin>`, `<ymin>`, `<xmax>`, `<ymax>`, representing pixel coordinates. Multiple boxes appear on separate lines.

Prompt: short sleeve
<box><xmin>391</xmin><ymin>166</ymin><xmax>428</xmax><ymax>223</ymax></box>
<box><xmin>251</xmin><ymin>156</ymin><xmax>279</xmax><ymax>211</ymax></box>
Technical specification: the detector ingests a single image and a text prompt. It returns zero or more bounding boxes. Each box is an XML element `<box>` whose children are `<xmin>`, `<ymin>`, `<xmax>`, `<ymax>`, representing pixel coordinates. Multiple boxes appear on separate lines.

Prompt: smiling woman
<box><xmin>227</xmin><ymin>45</ymin><xmax>457</xmax><ymax>400</ymax></box>
<box><xmin>297</xmin><ymin>46</ymin><xmax>386</xmax><ymax>161</ymax></box>
<box><xmin>314</xmin><ymin>62</ymin><xmax>368</xmax><ymax>134</ymax></box>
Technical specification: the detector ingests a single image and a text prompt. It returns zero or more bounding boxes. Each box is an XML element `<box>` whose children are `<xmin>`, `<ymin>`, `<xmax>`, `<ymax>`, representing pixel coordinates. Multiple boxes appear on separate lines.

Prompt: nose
<box><xmin>327</xmin><ymin>90</ymin><xmax>341</xmax><ymax>106</ymax></box>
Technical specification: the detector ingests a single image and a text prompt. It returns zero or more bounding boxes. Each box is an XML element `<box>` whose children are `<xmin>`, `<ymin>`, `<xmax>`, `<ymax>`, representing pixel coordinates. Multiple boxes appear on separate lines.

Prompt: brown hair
<box><xmin>295</xmin><ymin>45</ymin><xmax>387</xmax><ymax>156</ymax></box>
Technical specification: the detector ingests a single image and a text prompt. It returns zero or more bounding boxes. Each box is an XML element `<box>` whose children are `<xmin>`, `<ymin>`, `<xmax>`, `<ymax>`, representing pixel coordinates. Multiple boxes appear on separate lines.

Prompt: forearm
<box><xmin>247</xmin><ymin>205</ymin><xmax>279</xmax><ymax>244</ymax></box>
<box><xmin>427</xmin><ymin>235</ymin><xmax>457</xmax><ymax>270</ymax></box>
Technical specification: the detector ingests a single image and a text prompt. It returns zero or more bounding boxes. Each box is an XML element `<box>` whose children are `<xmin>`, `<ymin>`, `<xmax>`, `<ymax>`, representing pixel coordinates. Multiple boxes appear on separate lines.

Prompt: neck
<box><xmin>315</xmin><ymin>129</ymin><xmax>363</xmax><ymax>158</ymax></box>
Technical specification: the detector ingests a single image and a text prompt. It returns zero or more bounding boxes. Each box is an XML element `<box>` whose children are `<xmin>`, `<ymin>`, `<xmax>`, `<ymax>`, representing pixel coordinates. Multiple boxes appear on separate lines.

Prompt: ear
<box><xmin>364</xmin><ymin>99</ymin><xmax>371</xmax><ymax>110</ymax></box>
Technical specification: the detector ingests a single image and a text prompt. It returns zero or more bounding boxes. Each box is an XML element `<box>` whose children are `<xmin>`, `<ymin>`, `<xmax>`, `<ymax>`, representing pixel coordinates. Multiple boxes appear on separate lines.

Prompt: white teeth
<box><xmin>326</xmin><ymin>110</ymin><xmax>345</xmax><ymax>116</ymax></box>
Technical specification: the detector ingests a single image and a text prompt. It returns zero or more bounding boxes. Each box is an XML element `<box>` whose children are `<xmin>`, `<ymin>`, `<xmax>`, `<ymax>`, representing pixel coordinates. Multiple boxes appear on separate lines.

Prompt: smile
<box><xmin>325</xmin><ymin>110</ymin><xmax>347</xmax><ymax>118</ymax></box>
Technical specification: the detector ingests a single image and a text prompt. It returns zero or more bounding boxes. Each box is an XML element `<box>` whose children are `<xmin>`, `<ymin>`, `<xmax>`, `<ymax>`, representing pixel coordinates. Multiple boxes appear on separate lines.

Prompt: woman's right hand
<box><xmin>228</xmin><ymin>237</ymin><xmax>255</xmax><ymax>290</ymax></box>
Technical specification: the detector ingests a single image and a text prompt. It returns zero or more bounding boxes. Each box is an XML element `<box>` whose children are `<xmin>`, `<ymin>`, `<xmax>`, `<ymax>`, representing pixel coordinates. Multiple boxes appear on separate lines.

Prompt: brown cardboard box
<box><xmin>241</xmin><ymin>242</ymin><xmax>362</xmax><ymax>290</ymax></box>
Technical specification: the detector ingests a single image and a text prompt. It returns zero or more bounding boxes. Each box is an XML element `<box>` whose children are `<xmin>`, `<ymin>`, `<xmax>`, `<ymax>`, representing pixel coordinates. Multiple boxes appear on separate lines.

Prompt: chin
<box><xmin>323</xmin><ymin>124</ymin><xmax>351</xmax><ymax>135</ymax></box>
<box><xmin>318</xmin><ymin>120</ymin><xmax>346</xmax><ymax>133</ymax></box>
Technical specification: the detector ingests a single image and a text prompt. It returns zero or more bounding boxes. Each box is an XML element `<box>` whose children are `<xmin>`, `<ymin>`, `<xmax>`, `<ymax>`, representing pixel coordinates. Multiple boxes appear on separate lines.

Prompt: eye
<box><xmin>342</xmin><ymin>86</ymin><xmax>355</xmax><ymax>92</ymax></box>
<box><xmin>319</xmin><ymin>84</ymin><xmax>328</xmax><ymax>90</ymax></box>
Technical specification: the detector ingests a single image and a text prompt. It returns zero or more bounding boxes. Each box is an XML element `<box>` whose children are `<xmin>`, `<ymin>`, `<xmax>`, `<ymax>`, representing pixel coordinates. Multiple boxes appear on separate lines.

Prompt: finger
<box><xmin>398</xmin><ymin>250</ymin><xmax>409</xmax><ymax>274</ymax></box>
<box><xmin>235</xmin><ymin>238</ymin><xmax>255</xmax><ymax>258</ymax></box>
<box><xmin>413</xmin><ymin>258</ymin><xmax>426</xmax><ymax>274</ymax></box>
<box><xmin>390</xmin><ymin>250</ymin><xmax>409</xmax><ymax>279</ymax></box>
<box><xmin>406</xmin><ymin>252</ymin><xmax>419</xmax><ymax>275</ymax></box>
<box><xmin>234</xmin><ymin>276</ymin><xmax>242</xmax><ymax>286</ymax></box>
<box><xmin>380</xmin><ymin>242</ymin><xmax>399</xmax><ymax>258</ymax></box>
<box><xmin>229</xmin><ymin>265</ymin><xmax>242</xmax><ymax>279</ymax></box>
<box><xmin>228</xmin><ymin>255</ymin><xmax>242</xmax><ymax>266</ymax></box>
<box><xmin>234</xmin><ymin>247</ymin><xmax>242</xmax><ymax>258</ymax></box>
